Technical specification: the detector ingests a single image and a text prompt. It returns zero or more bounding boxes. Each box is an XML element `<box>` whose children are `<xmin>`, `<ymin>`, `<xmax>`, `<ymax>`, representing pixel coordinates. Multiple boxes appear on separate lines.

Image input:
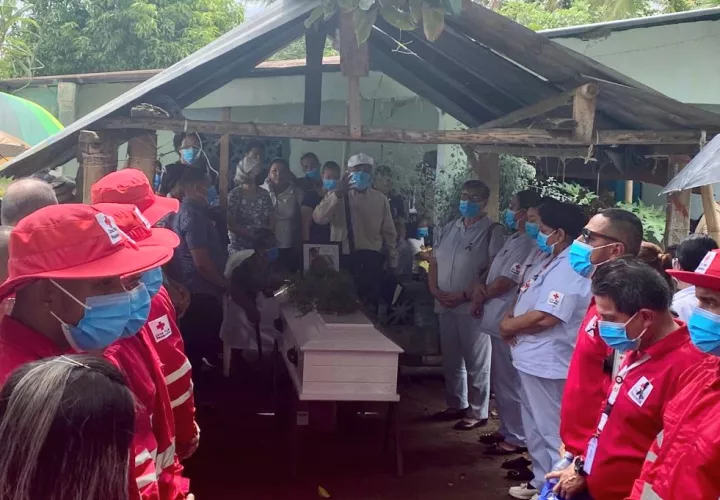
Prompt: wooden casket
<box><xmin>279</xmin><ymin>303</ymin><xmax>403</xmax><ymax>402</ymax></box>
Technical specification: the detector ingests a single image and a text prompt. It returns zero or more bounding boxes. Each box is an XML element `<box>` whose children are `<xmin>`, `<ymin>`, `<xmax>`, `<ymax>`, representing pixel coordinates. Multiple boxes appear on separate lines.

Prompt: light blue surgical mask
<box><xmin>536</xmin><ymin>229</ymin><xmax>557</xmax><ymax>255</ymax></box>
<box><xmin>569</xmin><ymin>240</ymin><xmax>614</xmax><ymax>278</ymax></box>
<box><xmin>504</xmin><ymin>209</ymin><xmax>517</xmax><ymax>230</ymax></box>
<box><xmin>525</xmin><ymin>222</ymin><xmax>540</xmax><ymax>239</ymax></box>
<box><xmin>140</xmin><ymin>267</ymin><xmax>164</xmax><ymax>298</ymax></box>
<box><xmin>180</xmin><ymin>147</ymin><xmax>198</xmax><ymax>164</ymax></box>
<box><xmin>417</xmin><ymin>227</ymin><xmax>429</xmax><ymax>238</ymax></box>
<box><xmin>267</xmin><ymin>247</ymin><xmax>279</xmax><ymax>262</ymax></box>
<box><xmin>598</xmin><ymin>312</ymin><xmax>646</xmax><ymax>352</ymax></box>
<box><xmin>51</xmin><ymin>280</ymin><xmax>135</xmax><ymax>352</ymax></box>
<box><xmin>125</xmin><ymin>283</ymin><xmax>152</xmax><ymax>335</ymax></box>
<box><xmin>350</xmin><ymin>171</ymin><xmax>372</xmax><ymax>191</ymax></box>
<box><xmin>459</xmin><ymin>200</ymin><xmax>481</xmax><ymax>218</ymax></box>
<box><xmin>323</xmin><ymin>179</ymin><xmax>338</xmax><ymax>191</ymax></box>
<box><xmin>688</xmin><ymin>307</ymin><xmax>720</xmax><ymax>356</ymax></box>
<box><xmin>306</xmin><ymin>169</ymin><xmax>321</xmax><ymax>180</ymax></box>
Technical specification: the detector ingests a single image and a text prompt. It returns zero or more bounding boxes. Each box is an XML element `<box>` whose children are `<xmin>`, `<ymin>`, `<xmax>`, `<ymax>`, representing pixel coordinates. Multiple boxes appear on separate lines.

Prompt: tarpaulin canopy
<box><xmin>662</xmin><ymin>135</ymin><xmax>720</xmax><ymax>193</ymax></box>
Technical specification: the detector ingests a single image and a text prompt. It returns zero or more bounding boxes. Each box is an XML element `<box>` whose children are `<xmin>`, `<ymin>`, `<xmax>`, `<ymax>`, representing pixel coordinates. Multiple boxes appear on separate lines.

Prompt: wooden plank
<box><xmin>664</xmin><ymin>155</ymin><xmax>691</xmax><ymax>247</ymax></box>
<box><xmin>471</xmin><ymin>145</ymin><xmax>588</xmax><ymax>158</ymax></box>
<box><xmin>77</xmin><ymin>130</ymin><xmax>117</xmax><ymax>203</ymax></box>
<box><xmin>97</xmin><ymin>117</ymin><xmax>712</xmax><ymax>146</ymax></box>
<box><xmin>304</xmin><ymin>26</ymin><xmax>326</xmax><ymax>126</ymax></box>
<box><xmin>474</xmin><ymin>86</ymin><xmax>580</xmax><ymax>130</ymax></box>
<box><xmin>701</xmin><ymin>185</ymin><xmax>720</xmax><ymax>243</ymax></box>
<box><xmin>126</xmin><ymin>131</ymin><xmax>157</xmax><ymax>183</ymax></box>
<box><xmin>572</xmin><ymin>83</ymin><xmax>598</xmax><ymax>142</ymax></box>
<box><xmin>219</xmin><ymin>107</ymin><xmax>231</xmax><ymax>209</ymax></box>
<box><xmin>348</xmin><ymin>75</ymin><xmax>362</xmax><ymax>139</ymax></box>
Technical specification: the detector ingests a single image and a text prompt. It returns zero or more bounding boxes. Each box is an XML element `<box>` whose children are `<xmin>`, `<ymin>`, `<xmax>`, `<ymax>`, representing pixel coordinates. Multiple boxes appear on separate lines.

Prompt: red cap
<box><xmin>0</xmin><ymin>204</ymin><xmax>174</xmax><ymax>300</ymax></box>
<box><xmin>90</xmin><ymin>168</ymin><xmax>179</xmax><ymax>225</ymax></box>
<box><xmin>92</xmin><ymin>203</ymin><xmax>179</xmax><ymax>249</ymax></box>
<box><xmin>668</xmin><ymin>249</ymin><xmax>720</xmax><ymax>290</ymax></box>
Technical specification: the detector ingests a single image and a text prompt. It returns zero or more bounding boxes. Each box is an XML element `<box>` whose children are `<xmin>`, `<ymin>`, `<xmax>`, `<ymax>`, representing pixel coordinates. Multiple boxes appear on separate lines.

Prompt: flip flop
<box><xmin>506</xmin><ymin>467</ymin><xmax>534</xmax><ymax>481</ymax></box>
<box><xmin>501</xmin><ymin>456</ymin><xmax>532</xmax><ymax>470</ymax></box>
<box><xmin>478</xmin><ymin>431</ymin><xmax>505</xmax><ymax>445</ymax></box>
<box><xmin>484</xmin><ymin>442</ymin><xmax>528</xmax><ymax>456</ymax></box>
<box><xmin>453</xmin><ymin>418</ymin><xmax>488</xmax><ymax>430</ymax></box>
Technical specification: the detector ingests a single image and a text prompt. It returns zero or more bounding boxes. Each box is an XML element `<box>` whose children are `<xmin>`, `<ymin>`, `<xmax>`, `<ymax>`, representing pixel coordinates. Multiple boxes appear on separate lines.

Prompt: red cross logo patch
<box><xmin>547</xmin><ymin>290</ymin><xmax>564</xmax><ymax>307</ymax></box>
<box><xmin>149</xmin><ymin>314</ymin><xmax>172</xmax><ymax>343</ymax></box>
<box><xmin>95</xmin><ymin>213</ymin><xmax>122</xmax><ymax>245</ymax></box>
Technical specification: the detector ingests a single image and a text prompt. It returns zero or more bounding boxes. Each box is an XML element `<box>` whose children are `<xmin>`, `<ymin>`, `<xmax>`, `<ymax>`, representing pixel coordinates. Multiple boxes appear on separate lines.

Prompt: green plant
<box><xmin>616</xmin><ymin>201</ymin><xmax>666</xmax><ymax>246</ymax></box>
<box><xmin>0</xmin><ymin>0</ymin><xmax>40</xmax><ymax>78</ymax></box>
<box><xmin>499</xmin><ymin>155</ymin><xmax>536</xmax><ymax>210</ymax></box>
<box><xmin>287</xmin><ymin>270</ymin><xmax>359</xmax><ymax>315</ymax></box>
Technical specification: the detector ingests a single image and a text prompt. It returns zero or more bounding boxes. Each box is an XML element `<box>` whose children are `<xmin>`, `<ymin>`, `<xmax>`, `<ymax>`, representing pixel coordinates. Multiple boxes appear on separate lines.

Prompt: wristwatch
<box><xmin>574</xmin><ymin>456</ymin><xmax>588</xmax><ymax>477</ymax></box>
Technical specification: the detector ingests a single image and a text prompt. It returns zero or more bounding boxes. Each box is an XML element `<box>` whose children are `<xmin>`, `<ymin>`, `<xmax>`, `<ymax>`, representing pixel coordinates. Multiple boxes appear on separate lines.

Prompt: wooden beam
<box><xmin>126</xmin><ymin>131</ymin><xmax>157</xmax><ymax>183</ymax></box>
<box><xmin>701</xmin><ymin>185</ymin><xmax>720</xmax><ymax>243</ymax></box>
<box><xmin>624</xmin><ymin>181</ymin><xmax>634</xmax><ymax>203</ymax></box>
<box><xmin>340</xmin><ymin>11</ymin><xmax>368</xmax><ymax>140</ymax></box>
<box><xmin>77</xmin><ymin>130</ymin><xmax>117</xmax><ymax>203</ymax></box>
<box><xmin>347</xmin><ymin>76</ymin><xmax>362</xmax><ymax>139</ymax></box>
<box><xmin>304</xmin><ymin>26</ymin><xmax>326</xmax><ymax>126</ymax></box>
<box><xmin>572</xmin><ymin>83</ymin><xmax>598</xmax><ymax>142</ymax></box>
<box><xmin>664</xmin><ymin>156</ymin><xmax>691</xmax><ymax>247</ymax></box>
<box><xmin>219</xmin><ymin>107</ymin><xmax>231</xmax><ymax>210</ymax></box>
<box><xmin>475</xmin><ymin>87</ymin><xmax>577</xmax><ymax>130</ymax></box>
<box><xmin>97</xmin><ymin>117</ymin><xmax>713</xmax><ymax>146</ymax></box>
<box><xmin>470</xmin><ymin>145</ymin><xmax>589</xmax><ymax>158</ymax></box>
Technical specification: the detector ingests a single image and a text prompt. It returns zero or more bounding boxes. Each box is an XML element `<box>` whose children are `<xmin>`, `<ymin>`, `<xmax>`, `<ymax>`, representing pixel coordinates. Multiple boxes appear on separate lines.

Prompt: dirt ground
<box><xmin>184</xmin><ymin>368</ymin><xmax>518</xmax><ymax>499</ymax></box>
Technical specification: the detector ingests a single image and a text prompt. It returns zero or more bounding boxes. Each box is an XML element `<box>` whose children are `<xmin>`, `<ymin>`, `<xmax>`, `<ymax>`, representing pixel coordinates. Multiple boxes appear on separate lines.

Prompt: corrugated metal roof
<box><xmin>4</xmin><ymin>0</ymin><xmax>720</xmax><ymax>178</ymax></box>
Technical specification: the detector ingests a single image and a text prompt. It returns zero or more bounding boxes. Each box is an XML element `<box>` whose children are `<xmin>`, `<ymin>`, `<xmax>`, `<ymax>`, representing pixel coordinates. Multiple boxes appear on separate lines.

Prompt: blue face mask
<box><xmin>140</xmin><ymin>267</ymin><xmax>164</xmax><ymax>298</ymax></box>
<box><xmin>350</xmin><ymin>171</ymin><xmax>372</xmax><ymax>191</ymax></box>
<box><xmin>504</xmin><ymin>209</ymin><xmax>517</xmax><ymax>230</ymax></box>
<box><xmin>688</xmin><ymin>307</ymin><xmax>720</xmax><ymax>356</ymax></box>
<box><xmin>525</xmin><ymin>222</ymin><xmax>540</xmax><ymax>239</ymax></box>
<box><xmin>207</xmin><ymin>185</ymin><xmax>219</xmax><ymax>207</ymax></box>
<box><xmin>598</xmin><ymin>312</ymin><xmax>646</xmax><ymax>352</ymax></box>
<box><xmin>306</xmin><ymin>169</ymin><xmax>321</xmax><ymax>180</ymax></box>
<box><xmin>267</xmin><ymin>247</ymin><xmax>279</xmax><ymax>262</ymax></box>
<box><xmin>180</xmin><ymin>147</ymin><xmax>198</xmax><ymax>164</ymax></box>
<box><xmin>323</xmin><ymin>179</ymin><xmax>338</xmax><ymax>191</ymax></box>
<box><xmin>125</xmin><ymin>284</ymin><xmax>152</xmax><ymax>335</ymax></box>
<box><xmin>569</xmin><ymin>240</ymin><xmax>595</xmax><ymax>278</ymax></box>
<box><xmin>417</xmin><ymin>227</ymin><xmax>429</xmax><ymax>238</ymax></box>
<box><xmin>51</xmin><ymin>280</ymin><xmax>134</xmax><ymax>352</ymax></box>
<box><xmin>536</xmin><ymin>229</ymin><xmax>557</xmax><ymax>255</ymax></box>
<box><xmin>459</xmin><ymin>200</ymin><xmax>481</xmax><ymax>218</ymax></box>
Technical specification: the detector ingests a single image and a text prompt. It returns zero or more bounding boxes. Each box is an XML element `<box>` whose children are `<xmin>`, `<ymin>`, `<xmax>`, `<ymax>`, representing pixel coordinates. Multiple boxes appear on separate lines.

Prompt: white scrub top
<box><xmin>510</xmin><ymin>246</ymin><xmax>592</xmax><ymax>380</ymax></box>
<box><xmin>433</xmin><ymin>216</ymin><xmax>506</xmax><ymax>315</ymax></box>
<box><xmin>671</xmin><ymin>286</ymin><xmax>697</xmax><ymax>323</ymax></box>
<box><xmin>479</xmin><ymin>232</ymin><xmax>539</xmax><ymax>336</ymax></box>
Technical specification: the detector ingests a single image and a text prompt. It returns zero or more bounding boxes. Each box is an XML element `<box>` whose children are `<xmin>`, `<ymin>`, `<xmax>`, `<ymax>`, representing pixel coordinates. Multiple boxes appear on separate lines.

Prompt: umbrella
<box><xmin>662</xmin><ymin>134</ymin><xmax>720</xmax><ymax>194</ymax></box>
<box><xmin>0</xmin><ymin>131</ymin><xmax>29</xmax><ymax>167</ymax></box>
<box><xmin>0</xmin><ymin>92</ymin><xmax>64</xmax><ymax>146</ymax></box>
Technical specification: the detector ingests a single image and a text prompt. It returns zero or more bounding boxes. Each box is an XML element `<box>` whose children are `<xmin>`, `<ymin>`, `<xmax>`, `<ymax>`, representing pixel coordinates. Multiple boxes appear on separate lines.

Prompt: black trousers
<box><xmin>343</xmin><ymin>250</ymin><xmax>397</xmax><ymax>308</ymax></box>
<box><xmin>178</xmin><ymin>293</ymin><xmax>223</xmax><ymax>367</ymax></box>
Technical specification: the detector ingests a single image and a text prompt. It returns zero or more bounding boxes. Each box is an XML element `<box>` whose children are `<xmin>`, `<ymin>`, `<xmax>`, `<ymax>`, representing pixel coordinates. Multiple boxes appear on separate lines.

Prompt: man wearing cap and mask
<box><xmin>313</xmin><ymin>153</ymin><xmax>397</xmax><ymax>306</ymax></box>
<box><xmin>627</xmin><ymin>249</ymin><xmax>720</xmax><ymax>499</ymax></box>
<box><xmin>92</xmin><ymin>169</ymin><xmax>200</xmax><ymax>461</ymax></box>
<box><xmin>0</xmin><ymin>204</ymin><xmax>184</xmax><ymax>499</ymax></box>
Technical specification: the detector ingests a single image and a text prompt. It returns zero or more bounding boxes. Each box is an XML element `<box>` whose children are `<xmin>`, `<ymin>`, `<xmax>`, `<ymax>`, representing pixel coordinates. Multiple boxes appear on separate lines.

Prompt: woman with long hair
<box><xmin>0</xmin><ymin>354</ymin><xmax>135</xmax><ymax>500</ymax></box>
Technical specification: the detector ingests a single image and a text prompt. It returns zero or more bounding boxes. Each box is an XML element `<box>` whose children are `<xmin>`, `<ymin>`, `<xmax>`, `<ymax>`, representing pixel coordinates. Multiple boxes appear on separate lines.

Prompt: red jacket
<box><xmin>0</xmin><ymin>316</ymin><xmax>163</xmax><ymax>500</ymax></box>
<box><xmin>583</xmin><ymin>325</ymin><xmax>705</xmax><ymax>500</ymax></box>
<box><xmin>560</xmin><ymin>301</ymin><xmax>613</xmax><ymax>455</ymax></box>
<box><xmin>628</xmin><ymin>356</ymin><xmax>720</xmax><ymax>500</ymax></box>
<box><xmin>145</xmin><ymin>287</ymin><xmax>197</xmax><ymax>458</ymax></box>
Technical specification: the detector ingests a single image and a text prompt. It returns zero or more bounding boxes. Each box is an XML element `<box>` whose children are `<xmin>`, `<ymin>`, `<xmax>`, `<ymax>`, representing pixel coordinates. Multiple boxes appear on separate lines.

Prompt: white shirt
<box><xmin>479</xmin><ymin>231</ymin><xmax>538</xmax><ymax>337</ymax></box>
<box><xmin>264</xmin><ymin>183</ymin><xmax>300</xmax><ymax>249</ymax></box>
<box><xmin>511</xmin><ymin>246</ymin><xmax>592</xmax><ymax>379</ymax></box>
<box><xmin>671</xmin><ymin>286</ymin><xmax>698</xmax><ymax>323</ymax></box>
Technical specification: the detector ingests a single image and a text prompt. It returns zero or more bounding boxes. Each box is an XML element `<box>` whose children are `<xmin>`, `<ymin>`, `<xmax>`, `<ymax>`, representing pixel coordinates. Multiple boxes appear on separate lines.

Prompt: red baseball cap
<box><xmin>90</xmin><ymin>168</ymin><xmax>179</xmax><ymax>225</ymax></box>
<box><xmin>0</xmin><ymin>204</ymin><xmax>174</xmax><ymax>300</ymax></box>
<box><xmin>93</xmin><ymin>203</ymin><xmax>179</xmax><ymax>249</ymax></box>
<box><xmin>668</xmin><ymin>249</ymin><xmax>720</xmax><ymax>290</ymax></box>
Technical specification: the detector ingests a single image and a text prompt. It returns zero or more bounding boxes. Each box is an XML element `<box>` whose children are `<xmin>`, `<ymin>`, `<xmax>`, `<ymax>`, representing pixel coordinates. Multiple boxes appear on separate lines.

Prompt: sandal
<box><xmin>478</xmin><ymin>431</ymin><xmax>505</xmax><ymax>445</ymax></box>
<box><xmin>453</xmin><ymin>418</ymin><xmax>488</xmax><ymax>430</ymax></box>
<box><xmin>506</xmin><ymin>467</ymin><xmax>534</xmax><ymax>481</ymax></box>
<box><xmin>501</xmin><ymin>456</ymin><xmax>532</xmax><ymax>470</ymax></box>
<box><xmin>484</xmin><ymin>442</ymin><xmax>528</xmax><ymax>456</ymax></box>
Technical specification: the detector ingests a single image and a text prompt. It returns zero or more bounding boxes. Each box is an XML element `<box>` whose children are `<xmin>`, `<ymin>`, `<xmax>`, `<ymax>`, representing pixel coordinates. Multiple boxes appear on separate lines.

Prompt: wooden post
<box><xmin>304</xmin><ymin>26</ymin><xmax>326</xmax><ymax>126</ymax></box>
<box><xmin>339</xmin><ymin>11</ymin><xmax>368</xmax><ymax>140</ymax></box>
<box><xmin>701</xmin><ymin>185</ymin><xmax>720</xmax><ymax>243</ymax></box>
<box><xmin>219</xmin><ymin>107</ymin><xmax>231</xmax><ymax>210</ymax></box>
<box><xmin>624</xmin><ymin>180</ymin><xmax>634</xmax><ymax>203</ymax></box>
<box><xmin>126</xmin><ymin>131</ymin><xmax>158</xmax><ymax>183</ymax></box>
<box><xmin>572</xmin><ymin>83</ymin><xmax>599</xmax><ymax>143</ymax></box>
<box><xmin>77</xmin><ymin>130</ymin><xmax>117</xmax><ymax>203</ymax></box>
<box><xmin>664</xmin><ymin>155</ymin><xmax>691</xmax><ymax>247</ymax></box>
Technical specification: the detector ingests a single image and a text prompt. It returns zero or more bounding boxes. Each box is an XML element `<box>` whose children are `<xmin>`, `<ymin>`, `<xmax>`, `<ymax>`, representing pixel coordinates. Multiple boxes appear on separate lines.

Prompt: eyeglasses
<box><xmin>460</xmin><ymin>193</ymin><xmax>486</xmax><ymax>202</ymax></box>
<box><xmin>581</xmin><ymin>227</ymin><xmax>622</xmax><ymax>244</ymax></box>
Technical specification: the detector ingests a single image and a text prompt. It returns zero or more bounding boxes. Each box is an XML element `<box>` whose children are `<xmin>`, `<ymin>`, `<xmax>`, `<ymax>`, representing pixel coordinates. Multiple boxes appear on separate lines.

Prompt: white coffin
<box><xmin>280</xmin><ymin>303</ymin><xmax>403</xmax><ymax>402</ymax></box>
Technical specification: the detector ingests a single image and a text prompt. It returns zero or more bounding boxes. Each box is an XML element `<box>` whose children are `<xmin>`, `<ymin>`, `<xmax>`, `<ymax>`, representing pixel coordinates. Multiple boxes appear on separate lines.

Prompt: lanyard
<box><xmin>517</xmin><ymin>255</ymin><xmax>556</xmax><ymax>297</ymax></box>
<box><xmin>595</xmin><ymin>354</ymin><xmax>650</xmax><ymax>436</ymax></box>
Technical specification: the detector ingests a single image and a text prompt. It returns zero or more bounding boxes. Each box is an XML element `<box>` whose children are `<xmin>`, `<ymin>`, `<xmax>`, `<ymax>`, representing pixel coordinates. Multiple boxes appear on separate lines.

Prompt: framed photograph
<box><xmin>303</xmin><ymin>243</ymin><xmax>341</xmax><ymax>274</ymax></box>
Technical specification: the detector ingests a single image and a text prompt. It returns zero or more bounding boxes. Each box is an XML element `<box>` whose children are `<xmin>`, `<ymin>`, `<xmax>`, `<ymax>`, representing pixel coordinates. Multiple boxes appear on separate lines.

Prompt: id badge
<box><xmin>584</xmin><ymin>436</ymin><xmax>598</xmax><ymax>475</ymax></box>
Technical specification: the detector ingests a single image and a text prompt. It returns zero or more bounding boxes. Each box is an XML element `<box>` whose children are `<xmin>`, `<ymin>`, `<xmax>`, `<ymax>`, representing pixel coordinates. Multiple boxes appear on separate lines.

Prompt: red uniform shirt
<box><xmin>560</xmin><ymin>301</ymin><xmax>613</xmax><ymax>455</ymax></box>
<box><xmin>0</xmin><ymin>316</ymin><xmax>162</xmax><ymax>500</ymax></box>
<box><xmin>585</xmin><ymin>324</ymin><xmax>705</xmax><ymax>500</ymax></box>
<box><xmin>145</xmin><ymin>287</ymin><xmax>197</xmax><ymax>458</ymax></box>
<box><xmin>628</xmin><ymin>357</ymin><xmax>720</xmax><ymax>500</ymax></box>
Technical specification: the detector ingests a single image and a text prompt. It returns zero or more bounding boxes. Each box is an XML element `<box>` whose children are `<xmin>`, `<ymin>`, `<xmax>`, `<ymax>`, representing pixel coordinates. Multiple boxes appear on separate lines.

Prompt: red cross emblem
<box><xmin>104</xmin><ymin>215</ymin><xmax>113</xmax><ymax>227</ymax></box>
<box><xmin>156</xmin><ymin>321</ymin><xmax>166</xmax><ymax>331</ymax></box>
<box><xmin>552</xmin><ymin>292</ymin><xmax>560</xmax><ymax>300</ymax></box>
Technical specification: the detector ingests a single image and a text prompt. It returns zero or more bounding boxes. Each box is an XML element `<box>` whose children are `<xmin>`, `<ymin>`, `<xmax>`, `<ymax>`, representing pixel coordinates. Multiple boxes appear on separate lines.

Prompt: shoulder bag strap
<box><xmin>343</xmin><ymin>195</ymin><xmax>356</xmax><ymax>255</ymax></box>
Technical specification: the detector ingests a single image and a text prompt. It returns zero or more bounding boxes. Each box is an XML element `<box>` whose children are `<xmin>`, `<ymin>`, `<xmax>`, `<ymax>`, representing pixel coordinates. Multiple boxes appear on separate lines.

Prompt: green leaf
<box><xmin>359</xmin><ymin>0</ymin><xmax>376</xmax><ymax>10</ymax></box>
<box><xmin>379</xmin><ymin>5</ymin><xmax>417</xmax><ymax>31</ymax></box>
<box><xmin>421</xmin><ymin>2</ymin><xmax>445</xmax><ymax>41</ymax></box>
<box><xmin>304</xmin><ymin>6</ymin><xmax>324</xmax><ymax>29</ymax></box>
<box><xmin>352</xmin><ymin>6</ymin><xmax>377</xmax><ymax>45</ymax></box>
<box><xmin>409</xmin><ymin>0</ymin><xmax>423</xmax><ymax>24</ymax></box>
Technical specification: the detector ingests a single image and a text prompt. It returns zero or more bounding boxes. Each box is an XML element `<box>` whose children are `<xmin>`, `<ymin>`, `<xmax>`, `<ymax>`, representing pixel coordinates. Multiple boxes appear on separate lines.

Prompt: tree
<box><xmin>499</xmin><ymin>0</ymin><xmax>598</xmax><ymax>30</ymax></box>
<box><xmin>270</xmin><ymin>36</ymin><xmax>338</xmax><ymax>61</ymax></box>
<box><xmin>6</xmin><ymin>0</ymin><xmax>244</xmax><ymax>77</ymax></box>
<box><xmin>0</xmin><ymin>0</ymin><xmax>39</xmax><ymax>78</ymax></box>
